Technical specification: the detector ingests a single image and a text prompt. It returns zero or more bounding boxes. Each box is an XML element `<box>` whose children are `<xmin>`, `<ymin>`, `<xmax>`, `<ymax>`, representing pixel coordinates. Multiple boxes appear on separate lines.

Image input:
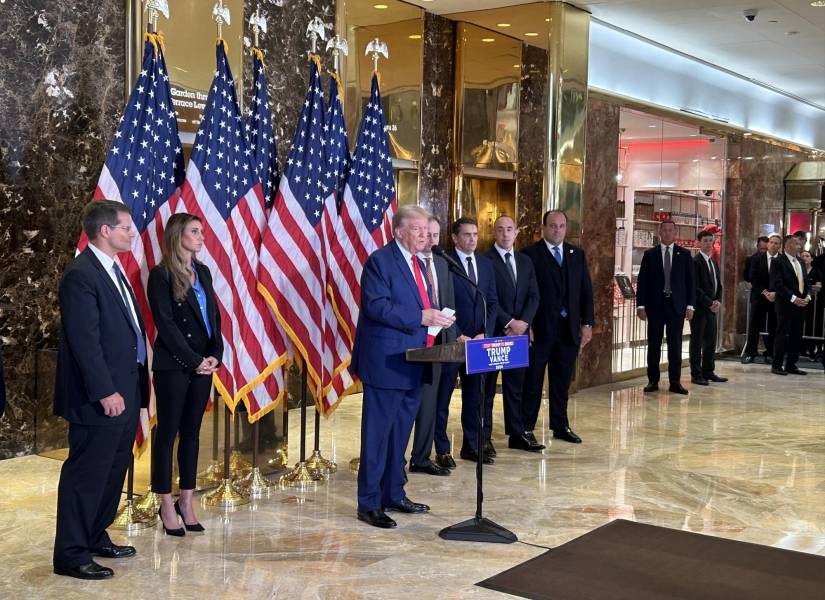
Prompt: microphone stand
<box><xmin>435</xmin><ymin>252</ymin><xmax>517</xmax><ymax>544</ymax></box>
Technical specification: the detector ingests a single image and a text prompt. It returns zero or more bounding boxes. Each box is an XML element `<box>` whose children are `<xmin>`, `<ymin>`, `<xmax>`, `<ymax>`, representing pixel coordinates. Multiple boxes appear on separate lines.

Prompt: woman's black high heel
<box><xmin>159</xmin><ymin>507</ymin><xmax>185</xmax><ymax>536</ymax></box>
<box><xmin>175</xmin><ymin>500</ymin><xmax>205</xmax><ymax>532</ymax></box>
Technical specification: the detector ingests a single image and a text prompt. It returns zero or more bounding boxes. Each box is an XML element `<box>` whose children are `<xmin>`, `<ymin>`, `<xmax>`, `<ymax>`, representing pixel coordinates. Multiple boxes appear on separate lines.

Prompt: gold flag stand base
<box><xmin>267</xmin><ymin>444</ymin><xmax>288</xmax><ymax>470</ymax></box>
<box><xmin>110</xmin><ymin>499</ymin><xmax>157</xmax><ymax>533</ymax></box>
<box><xmin>279</xmin><ymin>461</ymin><xmax>324</xmax><ymax>490</ymax></box>
<box><xmin>229</xmin><ymin>450</ymin><xmax>253</xmax><ymax>479</ymax></box>
<box><xmin>237</xmin><ymin>467</ymin><xmax>276</xmax><ymax>499</ymax></box>
<box><xmin>349</xmin><ymin>457</ymin><xmax>360</xmax><ymax>472</ymax></box>
<box><xmin>306</xmin><ymin>449</ymin><xmax>337</xmax><ymax>475</ymax></box>
<box><xmin>203</xmin><ymin>478</ymin><xmax>250</xmax><ymax>509</ymax></box>
<box><xmin>196</xmin><ymin>460</ymin><xmax>224</xmax><ymax>490</ymax></box>
<box><xmin>134</xmin><ymin>485</ymin><xmax>161</xmax><ymax>514</ymax></box>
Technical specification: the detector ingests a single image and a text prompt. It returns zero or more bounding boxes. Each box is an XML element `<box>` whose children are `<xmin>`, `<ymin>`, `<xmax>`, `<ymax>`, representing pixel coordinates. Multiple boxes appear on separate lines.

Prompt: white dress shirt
<box><xmin>454</xmin><ymin>248</ymin><xmax>478</xmax><ymax>282</ymax></box>
<box><xmin>395</xmin><ymin>239</ymin><xmax>418</xmax><ymax>280</ymax></box>
<box><xmin>494</xmin><ymin>243</ymin><xmax>518</xmax><ymax>281</ymax></box>
<box><xmin>699</xmin><ymin>251</ymin><xmax>717</xmax><ymax>296</ymax></box>
<box><xmin>637</xmin><ymin>243</ymin><xmax>693</xmax><ymax>311</ymax></box>
<box><xmin>88</xmin><ymin>242</ymin><xmax>142</xmax><ymax>329</ymax></box>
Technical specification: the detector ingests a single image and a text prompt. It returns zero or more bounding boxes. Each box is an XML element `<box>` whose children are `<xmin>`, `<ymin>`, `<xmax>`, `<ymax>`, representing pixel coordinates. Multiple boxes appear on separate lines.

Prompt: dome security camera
<box><xmin>743</xmin><ymin>9</ymin><xmax>758</xmax><ymax>22</ymax></box>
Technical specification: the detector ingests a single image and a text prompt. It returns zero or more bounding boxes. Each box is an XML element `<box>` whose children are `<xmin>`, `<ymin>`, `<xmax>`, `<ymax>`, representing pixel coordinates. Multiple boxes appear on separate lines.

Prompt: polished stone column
<box><xmin>543</xmin><ymin>2</ymin><xmax>590</xmax><ymax>243</ymax></box>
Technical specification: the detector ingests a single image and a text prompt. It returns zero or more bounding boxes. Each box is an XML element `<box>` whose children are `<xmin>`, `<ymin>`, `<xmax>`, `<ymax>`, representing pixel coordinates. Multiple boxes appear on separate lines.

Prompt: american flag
<box><xmin>84</xmin><ymin>33</ymin><xmax>185</xmax><ymax>453</ymax></box>
<box><xmin>258</xmin><ymin>56</ymin><xmax>336</xmax><ymax>408</ymax></box>
<box><xmin>179</xmin><ymin>40</ymin><xmax>287</xmax><ymax>420</ymax></box>
<box><xmin>245</xmin><ymin>49</ymin><xmax>280</xmax><ymax>207</ymax></box>
<box><xmin>327</xmin><ymin>73</ymin><xmax>398</xmax><ymax>340</ymax></box>
<box><xmin>318</xmin><ymin>74</ymin><xmax>355</xmax><ymax>413</ymax></box>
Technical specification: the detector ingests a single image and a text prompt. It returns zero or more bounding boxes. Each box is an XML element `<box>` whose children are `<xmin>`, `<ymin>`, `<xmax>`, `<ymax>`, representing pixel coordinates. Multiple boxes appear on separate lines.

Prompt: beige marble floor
<box><xmin>1</xmin><ymin>362</ymin><xmax>824</xmax><ymax>599</ymax></box>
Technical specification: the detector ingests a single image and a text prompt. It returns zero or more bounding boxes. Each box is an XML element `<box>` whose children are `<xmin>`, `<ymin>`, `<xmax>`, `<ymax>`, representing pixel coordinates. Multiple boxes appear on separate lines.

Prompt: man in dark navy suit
<box><xmin>770</xmin><ymin>234</ymin><xmax>810</xmax><ymax>376</ymax></box>
<box><xmin>636</xmin><ymin>219</ymin><xmax>696</xmax><ymax>394</ymax></box>
<box><xmin>53</xmin><ymin>200</ymin><xmax>149</xmax><ymax>579</ymax></box>
<box><xmin>483</xmin><ymin>215</ymin><xmax>542</xmax><ymax>452</ymax></box>
<box><xmin>352</xmin><ymin>205</ymin><xmax>455</xmax><ymax>529</ymax></box>
<box><xmin>690</xmin><ymin>230</ymin><xmax>727</xmax><ymax>386</ymax></box>
<box><xmin>438</xmin><ymin>217</ymin><xmax>498</xmax><ymax>464</ymax></box>
<box><xmin>742</xmin><ymin>233</ymin><xmax>780</xmax><ymax>364</ymax></box>
<box><xmin>521</xmin><ymin>210</ymin><xmax>594</xmax><ymax>445</ymax></box>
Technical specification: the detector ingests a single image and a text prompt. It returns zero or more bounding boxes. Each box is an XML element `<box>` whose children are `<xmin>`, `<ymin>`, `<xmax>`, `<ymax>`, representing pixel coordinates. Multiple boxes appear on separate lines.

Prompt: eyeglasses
<box><xmin>107</xmin><ymin>224</ymin><xmax>134</xmax><ymax>233</ymax></box>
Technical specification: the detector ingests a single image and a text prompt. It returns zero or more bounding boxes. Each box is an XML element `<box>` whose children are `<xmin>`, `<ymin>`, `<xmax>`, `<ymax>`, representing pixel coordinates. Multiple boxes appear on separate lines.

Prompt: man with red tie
<box><xmin>352</xmin><ymin>205</ymin><xmax>455</xmax><ymax>529</ymax></box>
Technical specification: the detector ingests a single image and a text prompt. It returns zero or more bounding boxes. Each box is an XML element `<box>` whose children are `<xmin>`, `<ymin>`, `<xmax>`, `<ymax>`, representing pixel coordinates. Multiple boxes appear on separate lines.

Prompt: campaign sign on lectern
<box><xmin>464</xmin><ymin>335</ymin><xmax>529</xmax><ymax>375</ymax></box>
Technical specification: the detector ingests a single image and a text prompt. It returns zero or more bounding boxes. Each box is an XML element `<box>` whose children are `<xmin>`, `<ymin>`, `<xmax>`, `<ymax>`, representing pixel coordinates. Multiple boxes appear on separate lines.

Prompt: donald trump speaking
<box><xmin>352</xmin><ymin>205</ymin><xmax>455</xmax><ymax>529</ymax></box>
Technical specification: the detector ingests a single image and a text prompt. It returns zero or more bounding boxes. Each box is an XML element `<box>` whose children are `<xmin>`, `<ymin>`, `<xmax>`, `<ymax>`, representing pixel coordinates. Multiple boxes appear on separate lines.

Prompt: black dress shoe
<box><xmin>91</xmin><ymin>544</ymin><xmax>136</xmax><ymax>559</ymax></box>
<box><xmin>705</xmin><ymin>373</ymin><xmax>728</xmax><ymax>383</ymax></box>
<box><xmin>525</xmin><ymin>431</ymin><xmax>539</xmax><ymax>445</ymax></box>
<box><xmin>409</xmin><ymin>462</ymin><xmax>450</xmax><ymax>476</ymax></box>
<box><xmin>643</xmin><ymin>382</ymin><xmax>659</xmax><ymax>393</ymax></box>
<box><xmin>668</xmin><ymin>383</ymin><xmax>689</xmax><ymax>395</ymax></box>
<box><xmin>763</xmin><ymin>354</ymin><xmax>773</xmax><ymax>364</ymax></box>
<box><xmin>434</xmin><ymin>453</ymin><xmax>456</xmax><ymax>469</ymax></box>
<box><xmin>786</xmin><ymin>366</ymin><xmax>807</xmax><ymax>375</ymax></box>
<box><xmin>54</xmin><ymin>561</ymin><xmax>114</xmax><ymax>580</ymax></box>
<box><xmin>357</xmin><ymin>509</ymin><xmax>397</xmax><ymax>528</ymax></box>
<box><xmin>553</xmin><ymin>427</ymin><xmax>582</xmax><ymax>443</ymax></box>
<box><xmin>484</xmin><ymin>438</ymin><xmax>497</xmax><ymax>457</ymax></box>
<box><xmin>508</xmin><ymin>434</ymin><xmax>545</xmax><ymax>452</ymax></box>
<box><xmin>691</xmin><ymin>376</ymin><xmax>709</xmax><ymax>386</ymax></box>
<box><xmin>460</xmin><ymin>447</ymin><xmax>494</xmax><ymax>464</ymax></box>
<box><xmin>385</xmin><ymin>497</ymin><xmax>430</xmax><ymax>513</ymax></box>
<box><xmin>771</xmin><ymin>366</ymin><xmax>787</xmax><ymax>375</ymax></box>
<box><xmin>741</xmin><ymin>355</ymin><xmax>755</xmax><ymax>364</ymax></box>
<box><xmin>175</xmin><ymin>500</ymin><xmax>205</xmax><ymax>532</ymax></box>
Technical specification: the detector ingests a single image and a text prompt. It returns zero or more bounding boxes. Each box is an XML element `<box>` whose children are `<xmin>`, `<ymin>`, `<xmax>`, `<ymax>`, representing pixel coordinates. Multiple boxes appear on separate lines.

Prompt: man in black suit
<box><xmin>690</xmin><ymin>230</ymin><xmax>728</xmax><ymax>386</ymax></box>
<box><xmin>438</xmin><ymin>217</ymin><xmax>498</xmax><ymax>464</ymax></box>
<box><xmin>743</xmin><ymin>236</ymin><xmax>768</xmax><ymax>284</ymax></box>
<box><xmin>742</xmin><ymin>233</ymin><xmax>781</xmax><ymax>364</ymax></box>
<box><xmin>53</xmin><ymin>200</ymin><xmax>149</xmax><ymax>580</ymax></box>
<box><xmin>521</xmin><ymin>210</ymin><xmax>594</xmax><ymax>444</ymax></box>
<box><xmin>483</xmin><ymin>215</ymin><xmax>542</xmax><ymax>452</ymax></box>
<box><xmin>410</xmin><ymin>217</ymin><xmax>458</xmax><ymax>476</ymax></box>
<box><xmin>770</xmin><ymin>234</ymin><xmax>810</xmax><ymax>376</ymax></box>
<box><xmin>636</xmin><ymin>220</ymin><xmax>695</xmax><ymax>394</ymax></box>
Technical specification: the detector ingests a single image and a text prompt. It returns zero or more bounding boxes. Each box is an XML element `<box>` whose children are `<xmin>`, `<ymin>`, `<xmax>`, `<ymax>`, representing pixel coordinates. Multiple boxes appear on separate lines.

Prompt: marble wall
<box><xmin>721</xmin><ymin>137</ymin><xmax>807</xmax><ymax>349</ymax></box>
<box><xmin>578</xmin><ymin>97</ymin><xmax>620</xmax><ymax>389</ymax></box>
<box><xmin>418</xmin><ymin>12</ymin><xmax>456</xmax><ymax>231</ymax></box>
<box><xmin>515</xmin><ymin>44</ymin><xmax>548</xmax><ymax>247</ymax></box>
<box><xmin>0</xmin><ymin>0</ymin><xmax>335</xmax><ymax>459</ymax></box>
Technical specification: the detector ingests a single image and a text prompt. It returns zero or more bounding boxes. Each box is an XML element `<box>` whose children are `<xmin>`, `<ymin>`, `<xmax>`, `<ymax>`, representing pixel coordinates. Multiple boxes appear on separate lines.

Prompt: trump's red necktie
<box><xmin>412</xmin><ymin>256</ymin><xmax>434</xmax><ymax>348</ymax></box>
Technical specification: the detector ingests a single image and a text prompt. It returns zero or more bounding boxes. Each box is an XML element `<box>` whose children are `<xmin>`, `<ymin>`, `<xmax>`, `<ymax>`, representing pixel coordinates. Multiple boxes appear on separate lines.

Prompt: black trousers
<box><xmin>434</xmin><ymin>363</ymin><xmax>459</xmax><ymax>455</ymax></box>
<box><xmin>647</xmin><ymin>299</ymin><xmax>685</xmax><ymax>384</ymax></box>
<box><xmin>53</xmin><ymin>411</ymin><xmax>138</xmax><ymax>568</ymax></box>
<box><xmin>410</xmin><ymin>362</ymin><xmax>442</xmax><ymax>467</ymax></box>
<box><xmin>484</xmin><ymin>365</ymin><xmax>528</xmax><ymax>436</ymax></box>
<box><xmin>689</xmin><ymin>308</ymin><xmax>717</xmax><ymax>377</ymax></box>
<box><xmin>773</xmin><ymin>305</ymin><xmax>805</xmax><ymax>370</ymax></box>
<box><xmin>151</xmin><ymin>369</ymin><xmax>212</xmax><ymax>493</ymax></box>
<box><xmin>744</xmin><ymin>296</ymin><xmax>776</xmax><ymax>357</ymax></box>
<box><xmin>522</xmin><ymin>323</ymin><xmax>578</xmax><ymax>433</ymax></box>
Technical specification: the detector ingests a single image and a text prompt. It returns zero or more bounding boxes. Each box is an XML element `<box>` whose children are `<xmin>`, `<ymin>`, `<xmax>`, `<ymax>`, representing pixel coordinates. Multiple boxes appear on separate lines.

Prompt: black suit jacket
<box><xmin>693</xmin><ymin>253</ymin><xmax>722</xmax><ymax>310</ymax></box>
<box><xmin>749</xmin><ymin>252</ymin><xmax>777</xmax><ymax>301</ymax></box>
<box><xmin>448</xmin><ymin>251</ymin><xmax>498</xmax><ymax>338</ymax></box>
<box><xmin>427</xmin><ymin>254</ymin><xmax>458</xmax><ymax>343</ymax></box>
<box><xmin>54</xmin><ymin>248</ymin><xmax>149</xmax><ymax>427</ymax></box>
<box><xmin>148</xmin><ymin>263</ymin><xmax>223</xmax><ymax>371</ymax></box>
<box><xmin>743</xmin><ymin>252</ymin><xmax>760</xmax><ymax>284</ymax></box>
<box><xmin>637</xmin><ymin>244</ymin><xmax>696</xmax><ymax>317</ymax></box>
<box><xmin>522</xmin><ymin>240</ymin><xmax>594</xmax><ymax>346</ymax></box>
<box><xmin>484</xmin><ymin>247</ymin><xmax>539</xmax><ymax>335</ymax></box>
<box><xmin>770</xmin><ymin>253</ymin><xmax>809</xmax><ymax>312</ymax></box>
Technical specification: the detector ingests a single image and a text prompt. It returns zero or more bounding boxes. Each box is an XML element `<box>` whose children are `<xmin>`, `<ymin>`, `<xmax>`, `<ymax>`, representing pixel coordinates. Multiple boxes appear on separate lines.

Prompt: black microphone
<box><xmin>430</xmin><ymin>245</ymin><xmax>469</xmax><ymax>279</ymax></box>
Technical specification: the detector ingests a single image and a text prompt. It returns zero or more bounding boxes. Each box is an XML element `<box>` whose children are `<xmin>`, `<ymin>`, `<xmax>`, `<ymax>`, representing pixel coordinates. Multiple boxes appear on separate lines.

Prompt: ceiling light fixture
<box><xmin>481</xmin><ymin>37</ymin><xmax>495</xmax><ymax>43</ymax></box>
<box><xmin>648</xmin><ymin>124</ymin><xmax>657</xmax><ymax>128</ymax></box>
<box><xmin>743</xmin><ymin>132</ymin><xmax>753</xmax><ymax>137</ymax></box>
<box><xmin>512</xmin><ymin>64</ymin><xmax>520</xmax><ymax>68</ymax></box>
<box><xmin>408</xmin><ymin>34</ymin><xmax>422</xmax><ymax>39</ymax></box>
<box><xmin>525</xmin><ymin>32</ymin><xmax>539</xmax><ymax>37</ymax></box>
<box><xmin>497</xmin><ymin>23</ymin><xmax>511</xmax><ymax>28</ymax></box>
<box><xmin>373</xmin><ymin>4</ymin><xmax>388</xmax><ymax>9</ymax></box>
<box><xmin>810</xmin><ymin>1</ymin><xmax>825</xmax><ymax>7</ymax></box>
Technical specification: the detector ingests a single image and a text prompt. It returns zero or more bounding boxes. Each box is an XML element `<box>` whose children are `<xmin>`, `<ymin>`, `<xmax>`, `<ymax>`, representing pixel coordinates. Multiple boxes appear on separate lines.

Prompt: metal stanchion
<box><xmin>268</xmin><ymin>396</ymin><xmax>289</xmax><ymax>469</ymax></box>
<box><xmin>280</xmin><ymin>370</ymin><xmax>323</xmax><ymax>489</ymax></box>
<box><xmin>135</xmin><ymin>428</ymin><xmax>161</xmax><ymax>514</ymax></box>
<box><xmin>111</xmin><ymin>457</ymin><xmax>157</xmax><ymax>532</ymax></box>
<box><xmin>306</xmin><ymin>408</ymin><xmax>337</xmax><ymax>476</ymax></box>
<box><xmin>196</xmin><ymin>394</ymin><xmax>223</xmax><ymax>489</ymax></box>
<box><xmin>203</xmin><ymin>401</ymin><xmax>249</xmax><ymax>508</ymax></box>
<box><xmin>229</xmin><ymin>408</ymin><xmax>253</xmax><ymax>479</ymax></box>
<box><xmin>237</xmin><ymin>421</ymin><xmax>276</xmax><ymax>498</ymax></box>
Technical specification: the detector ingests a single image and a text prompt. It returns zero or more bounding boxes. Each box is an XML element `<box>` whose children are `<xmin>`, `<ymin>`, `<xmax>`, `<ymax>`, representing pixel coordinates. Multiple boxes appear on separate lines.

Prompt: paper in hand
<box><xmin>428</xmin><ymin>307</ymin><xmax>455</xmax><ymax>337</ymax></box>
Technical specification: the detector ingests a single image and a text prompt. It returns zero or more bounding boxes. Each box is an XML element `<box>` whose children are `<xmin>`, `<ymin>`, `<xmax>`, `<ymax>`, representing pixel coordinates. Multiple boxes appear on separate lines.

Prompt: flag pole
<box><xmin>229</xmin><ymin>406</ymin><xmax>253</xmax><ymax>479</ymax></box>
<box><xmin>203</xmin><ymin>398</ymin><xmax>250</xmax><ymax>508</ymax></box>
<box><xmin>196</xmin><ymin>393</ymin><xmax>223</xmax><ymax>489</ymax></box>
<box><xmin>280</xmin><ymin>369</ymin><xmax>324</xmax><ymax>488</ymax></box>
<box><xmin>134</xmin><ymin>428</ymin><xmax>161</xmax><ymax>513</ymax></box>
<box><xmin>111</xmin><ymin>457</ymin><xmax>157</xmax><ymax>531</ymax></box>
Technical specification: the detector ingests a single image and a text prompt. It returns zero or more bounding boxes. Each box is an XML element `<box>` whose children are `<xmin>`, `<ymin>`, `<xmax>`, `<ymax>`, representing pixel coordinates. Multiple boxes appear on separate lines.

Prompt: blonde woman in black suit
<box><xmin>148</xmin><ymin>213</ymin><xmax>222</xmax><ymax>535</ymax></box>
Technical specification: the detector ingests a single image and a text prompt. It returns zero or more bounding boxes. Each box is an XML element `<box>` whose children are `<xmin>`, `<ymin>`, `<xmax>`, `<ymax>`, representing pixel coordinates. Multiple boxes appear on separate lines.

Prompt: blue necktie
<box><xmin>553</xmin><ymin>246</ymin><xmax>562</xmax><ymax>267</ymax></box>
<box><xmin>113</xmin><ymin>264</ymin><xmax>147</xmax><ymax>365</ymax></box>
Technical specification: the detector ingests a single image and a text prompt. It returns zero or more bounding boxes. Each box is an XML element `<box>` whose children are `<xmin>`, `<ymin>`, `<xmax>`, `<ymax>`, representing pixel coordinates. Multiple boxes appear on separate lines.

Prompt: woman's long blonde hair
<box><xmin>160</xmin><ymin>213</ymin><xmax>202</xmax><ymax>302</ymax></box>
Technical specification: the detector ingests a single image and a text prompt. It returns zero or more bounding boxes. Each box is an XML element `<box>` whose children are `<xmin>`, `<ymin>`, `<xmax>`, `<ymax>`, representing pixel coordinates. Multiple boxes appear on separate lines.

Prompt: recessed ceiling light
<box><xmin>497</xmin><ymin>23</ymin><xmax>511</xmax><ymax>28</ymax></box>
<box><xmin>810</xmin><ymin>1</ymin><xmax>825</xmax><ymax>7</ymax></box>
<box><xmin>481</xmin><ymin>37</ymin><xmax>495</xmax><ymax>43</ymax></box>
<box><xmin>408</xmin><ymin>34</ymin><xmax>422</xmax><ymax>39</ymax></box>
<box><xmin>545</xmin><ymin>18</ymin><xmax>550</xmax><ymax>22</ymax></box>
<box><xmin>743</xmin><ymin>132</ymin><xmax>753</xmax><ymax>137</ymax></box>
<box><xmin>525</xmin><ymin>32</ymin><xmax>539</xmax><ymax>37</ymax></box>
<box><xmin>512</xmin><ymin>64</ymin><xmax>520</xmax><ymax>68</ymax></box>
<box><xmin>689</xmin><ymin>134</ymin><xmax>697</xmax><ymax>137</ymax></box>
<box><xmin>373</xmin><ymin>3</ymin><xmax>388</xmax><ymax>9</ymax></box>
<box><xmin>648</xmin><ymin>124</ymin><xmax>657</xmax><ymax>128</ymax></box>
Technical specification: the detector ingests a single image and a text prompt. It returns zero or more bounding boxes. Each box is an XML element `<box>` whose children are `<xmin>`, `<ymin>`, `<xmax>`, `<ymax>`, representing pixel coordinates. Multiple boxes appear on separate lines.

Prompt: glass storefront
<box><xmin>613</xmin><ymin>108</ymin><xmax>727</xmax><ymax>375</ymax></box>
